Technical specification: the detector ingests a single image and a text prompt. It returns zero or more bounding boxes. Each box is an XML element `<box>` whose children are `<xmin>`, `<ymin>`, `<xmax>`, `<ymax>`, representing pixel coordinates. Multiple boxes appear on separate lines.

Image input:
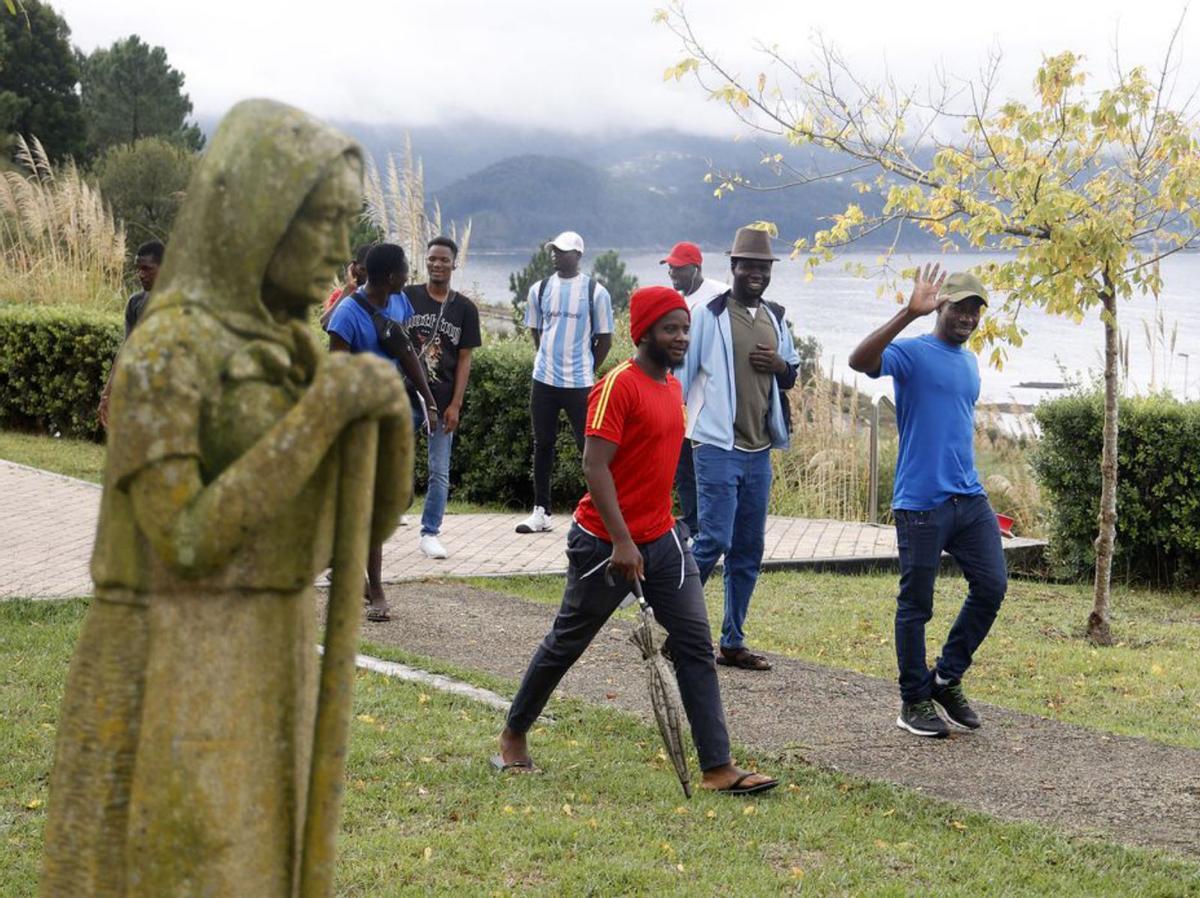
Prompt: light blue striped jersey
<box><xmin>524</xmin><ymin>273</ymin><xmax>614</xmax><ymax>388</ymax></box>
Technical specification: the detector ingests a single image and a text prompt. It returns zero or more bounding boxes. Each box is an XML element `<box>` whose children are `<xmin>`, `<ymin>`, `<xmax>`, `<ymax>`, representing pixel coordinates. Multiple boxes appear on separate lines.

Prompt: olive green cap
<box><xmin>940</xmin><ymin>271</ymin><xmax>988</xmax><ymax>305</ymax></box>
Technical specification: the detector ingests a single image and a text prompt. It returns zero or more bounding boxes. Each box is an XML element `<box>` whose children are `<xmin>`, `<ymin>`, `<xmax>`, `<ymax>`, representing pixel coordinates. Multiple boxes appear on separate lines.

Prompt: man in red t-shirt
<box><xmin>494</xmin><ymin>286</ymin><xmax>777</xmax><ymax>795</ymax></box>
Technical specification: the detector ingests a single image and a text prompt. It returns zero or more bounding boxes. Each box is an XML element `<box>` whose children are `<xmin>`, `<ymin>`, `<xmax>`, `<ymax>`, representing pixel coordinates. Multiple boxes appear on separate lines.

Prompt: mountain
<box><xmin>196</xmin><ymin>115</ymin><xmax>936</xmax><ymax>251</ymax></box>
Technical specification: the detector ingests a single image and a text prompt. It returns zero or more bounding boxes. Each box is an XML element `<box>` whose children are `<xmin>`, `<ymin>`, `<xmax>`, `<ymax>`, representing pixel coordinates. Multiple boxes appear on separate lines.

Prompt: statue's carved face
<box><xmin>263</xmin><ymin>156</ymin><xmax>362</xmax><ymax>318</ymax></box>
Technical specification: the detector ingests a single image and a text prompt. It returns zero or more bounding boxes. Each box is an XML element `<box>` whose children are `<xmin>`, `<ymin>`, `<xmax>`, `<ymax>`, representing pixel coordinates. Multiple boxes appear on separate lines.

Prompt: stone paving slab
<box><xmin>0</xmin><ymin>460</ymin><xmax>1045</xmax><ymax>599</ymax></box>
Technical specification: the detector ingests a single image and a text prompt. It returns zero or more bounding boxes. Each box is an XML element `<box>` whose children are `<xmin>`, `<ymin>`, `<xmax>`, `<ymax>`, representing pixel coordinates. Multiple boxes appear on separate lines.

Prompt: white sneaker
<box><xmin>515</xmin><ymin>506</ymin><xmax>553</xmax><ymax>534</ymax></box>
<box><xmin>419</xmin><ymin>534</ymin><xmax>448</xmax><ymax>559</ymax></box>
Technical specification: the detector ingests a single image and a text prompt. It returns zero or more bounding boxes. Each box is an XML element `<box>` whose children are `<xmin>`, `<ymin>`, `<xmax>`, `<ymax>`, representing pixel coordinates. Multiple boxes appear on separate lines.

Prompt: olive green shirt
<box><xmin>728</xmin><ymin>299</ymin><xmax>777</xmax><ymax>451</ymax></box>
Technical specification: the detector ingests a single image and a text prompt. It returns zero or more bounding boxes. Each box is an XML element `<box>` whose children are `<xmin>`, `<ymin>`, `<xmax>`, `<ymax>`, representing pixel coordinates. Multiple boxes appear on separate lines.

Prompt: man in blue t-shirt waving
<box><xmin>849</xmin><ymin>264</ymin><xmax>1008</xmax><ymax>739</ymax></box>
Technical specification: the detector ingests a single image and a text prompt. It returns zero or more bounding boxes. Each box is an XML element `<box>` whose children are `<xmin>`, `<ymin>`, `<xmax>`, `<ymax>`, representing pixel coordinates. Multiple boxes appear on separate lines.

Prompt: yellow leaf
<box><xmin>676</xmin><ymin>863</ymin><xmax>685</xmax><ymax>873</ymax></box>
<box><xmin>423</xmin><ymin>846</ymin><xmax>433</xmax><ymax>862</ymax></box>
<box><xmin>743</xmin><ymin>805</ymin><xmax>757</xmax><ymax>816</ymax></box>
<box><xmin>502</xmin><ymin>805</ymin><xmax>515</xmax><ymax>814</ymax></box>
<box><xmin>949</xmin><ymin>820</ymin><xmax>968</xmax><ymax>831</ymax></box>
<box><xmin>791</xmin><ymin>867</ymin><xmax>805</xmax><ymax>879</ymax></box>
<box><xmin>674</xmin><ymin>806</ymin><xmax>689</xmax><ymax>815</ymax></box>
<box><xmin>705</xmin><ymin>809</ymin><xmax>717</xmax><ymax>819</ymax></box>
<box><xmin>562</xmin><ymin>804</ymin><xmax>574</xmax><ymax>817</ymax></box>
<box><xmin>1151</xmin><ymin>664</ymin><xmax>1165</xmax><ymax>676</ymax></box>
<box><xmin>418</xmin><ymin>693</ymin><xmax>429</xmax><ymax>704</ymax></box>
<box><xmin>25</xmin><ymin>798</ymin><xmax>42</xmax><ymax>810</ymax></box>
<box><xmin>355</xmin><ymin>714</ymin><xmax>375</xmax><ymax>724</ymax></box>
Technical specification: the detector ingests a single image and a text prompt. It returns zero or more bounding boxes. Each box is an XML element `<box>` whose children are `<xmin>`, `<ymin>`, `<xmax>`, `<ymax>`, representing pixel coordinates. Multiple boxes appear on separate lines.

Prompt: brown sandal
<box><xmin>716</xmin><ymin>647</ymin><xmax>772</xmax><ymax>671</ymax></box>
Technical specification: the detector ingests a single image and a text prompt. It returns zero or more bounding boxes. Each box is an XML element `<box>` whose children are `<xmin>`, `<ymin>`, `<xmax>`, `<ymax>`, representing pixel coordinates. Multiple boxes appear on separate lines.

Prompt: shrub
<box><xmin>0</xmin><ymin>135</ymin><xmax>125</xmax><ymax>309</ymax></box>
<box><xmin>0</xmin><ymin>303</ymin><xmax>121</xmax><ymax>439</ymax></box>
<box><xmin>1034</xmin><ymin>393</ymin><xmax>1200</xmax><ymax>587</ymax></box>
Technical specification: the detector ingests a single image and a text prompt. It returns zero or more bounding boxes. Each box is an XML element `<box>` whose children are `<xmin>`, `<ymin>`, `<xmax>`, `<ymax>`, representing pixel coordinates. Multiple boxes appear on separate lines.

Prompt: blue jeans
<box><xmin>691</xmin><ymin>444</ymin><xmax>773</xmax><ymax>650</ymax></box>
<box><xmin>894</xmin><ymin>494</ymin><xmax>1008</xmax><ymax>702</ymax></box>
<box><xmin>419</xmin><ymin>415</ymin><xmax>454</xmax><ymax>537</ymax></box>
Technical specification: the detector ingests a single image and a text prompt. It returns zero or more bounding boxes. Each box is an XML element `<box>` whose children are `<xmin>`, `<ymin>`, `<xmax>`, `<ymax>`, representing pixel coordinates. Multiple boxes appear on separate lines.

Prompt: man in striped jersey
<box><xmin>495</xmin><ymin>286</ymin><xmax>778</xmax><ymax>795</ymax></box>
<box><xmin>516</xmin><ymin>231</ymin><xmax>615</xmax><ymax>534</ymax></box>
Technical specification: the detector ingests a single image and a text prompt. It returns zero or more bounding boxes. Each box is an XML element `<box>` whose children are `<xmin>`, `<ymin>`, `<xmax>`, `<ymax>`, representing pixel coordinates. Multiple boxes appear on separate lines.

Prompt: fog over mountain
<box><xmin>199</xmin><ymin>116</ymin><xmax>936</xmax><ymax>252</ymax></box>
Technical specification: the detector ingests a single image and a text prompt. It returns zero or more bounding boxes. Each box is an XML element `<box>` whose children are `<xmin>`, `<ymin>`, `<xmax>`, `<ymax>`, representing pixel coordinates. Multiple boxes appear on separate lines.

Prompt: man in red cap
<box><xmin>494</xmin><ymin>286</ymin><xmax>778</xmax><ymax>796</ymax></box>
<box><xmin>661</xmin><ymin>242</ymin><xmax>729</xmax><ymax>537</ymax></box>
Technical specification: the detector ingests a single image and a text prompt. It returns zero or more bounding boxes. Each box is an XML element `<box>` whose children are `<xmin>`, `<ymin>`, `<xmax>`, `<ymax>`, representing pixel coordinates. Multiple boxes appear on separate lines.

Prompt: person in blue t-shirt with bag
<box><xmin>328</xmin><ymin>242</ymin><xmax>437</xmax><ymax>622</ymax></box>
<box><xmin>849</xmin><ymin>264</ymin><xmax>1008</xmax><ymax>739</ymax></box>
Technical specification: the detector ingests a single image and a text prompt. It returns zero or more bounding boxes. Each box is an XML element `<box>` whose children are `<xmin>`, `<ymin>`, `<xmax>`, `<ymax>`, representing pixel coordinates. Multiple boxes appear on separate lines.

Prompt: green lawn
<box><xmin>477</xmin><ymin>572</ymin><xmax>1200</xmax><ymax>751</ymax></box>
<box><xmin>0</xmin><ymin>430</ymin><xmax>107</xmax><ymax>482</ymax></box>
<box><xmin>2</xmin><ymin>600</ymin><xmax>1197</xmax><ymax>897</ymax></box>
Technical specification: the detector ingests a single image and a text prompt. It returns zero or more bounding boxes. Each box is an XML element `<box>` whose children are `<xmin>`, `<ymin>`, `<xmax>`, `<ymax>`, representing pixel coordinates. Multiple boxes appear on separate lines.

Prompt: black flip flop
<box><xmin>718</xmin><ymin>772</ymin><xmax>779</xmax><ymax>795</ymax></box>
<box><xmin>489</xmin><ymin>754</ymin><xmax>537</xmax><ymax>774</ymax></box>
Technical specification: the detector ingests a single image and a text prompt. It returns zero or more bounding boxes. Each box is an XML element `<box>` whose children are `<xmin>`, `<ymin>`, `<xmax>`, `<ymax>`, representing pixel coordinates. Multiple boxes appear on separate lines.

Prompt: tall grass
<box><xmin>0</xmin><ymin>136</ymin><xmax>125</xmax><ymax>310</ymax></box>
<box><xmin>770</xmin><ymin>367</ymin><xmax>1045</xmax><ymax>536</ymax></box>
<box><xmin>361</xmin><ymin>134</ymin><xmax>471</xmax><ymax>284</ymax></box>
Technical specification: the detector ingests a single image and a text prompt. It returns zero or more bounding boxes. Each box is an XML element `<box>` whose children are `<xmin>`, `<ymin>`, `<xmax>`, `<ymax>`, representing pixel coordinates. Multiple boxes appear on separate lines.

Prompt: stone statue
<box><xmin>40</xmin><ymin>100</ymin><xmax>412</xmax><ymax>898</ymax></box>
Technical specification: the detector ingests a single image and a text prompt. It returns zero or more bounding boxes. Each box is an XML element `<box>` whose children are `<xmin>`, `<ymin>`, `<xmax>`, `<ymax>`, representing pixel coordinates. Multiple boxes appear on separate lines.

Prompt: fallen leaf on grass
<box><xmin>423</xmin><ymin>846</ymin><xmax>433</xmax><ymax>862</ymax></box>
<box><xmin>25</xmin><ymin>799</ymin><xmax>42</xmax><ymax>810</ymax></box>
<box><xmin>743</xmin><ymin>805</ymin><xmax>757</xmax><ymax>816</ymax></box>
<box><xmin>356</xmin><ymin>714</ymin><xmax>376</xmax><ymax>724</ymax></box>
<box><xmin>948</xmin><ymin>820</ymin><xmax>968</xmax><ymax>831</ymax></box>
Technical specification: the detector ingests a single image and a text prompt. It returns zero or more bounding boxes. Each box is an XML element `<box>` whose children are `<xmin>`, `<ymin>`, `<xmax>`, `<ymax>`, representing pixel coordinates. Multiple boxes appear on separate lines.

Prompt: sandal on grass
<box><xmin>365</xmin><ymin>607</ymin><xmax>391</xmax><ymax>623</ymax></box>
<box><xmin>716</xmin><ymin>647</ymin><xmax>772</xmax><ymax>671</ymax></box>
<box><xmin>489</xmin><ymin>754</ymin><xmax>537</xmax><ymax>774</ymax></box>
<box><xmin>717</xmin><ymin>772</ymin><xmax>779</xmax><ymax>795</ymax></box>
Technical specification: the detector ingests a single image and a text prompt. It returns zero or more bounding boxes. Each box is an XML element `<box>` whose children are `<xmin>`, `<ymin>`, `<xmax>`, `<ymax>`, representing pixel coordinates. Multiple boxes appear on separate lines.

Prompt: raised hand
<box><xmin>907</xmin><ymin>263</ymin><xmax>947</xmax><ymax>317</ymax></box>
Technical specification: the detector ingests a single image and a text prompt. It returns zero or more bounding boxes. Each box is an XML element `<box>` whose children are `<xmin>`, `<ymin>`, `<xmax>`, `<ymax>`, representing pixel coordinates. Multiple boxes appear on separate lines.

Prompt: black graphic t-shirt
<box><xmin>404</xmin><ymin>283</ymin><xmax>483</xmax><ymax>413</ymax></box>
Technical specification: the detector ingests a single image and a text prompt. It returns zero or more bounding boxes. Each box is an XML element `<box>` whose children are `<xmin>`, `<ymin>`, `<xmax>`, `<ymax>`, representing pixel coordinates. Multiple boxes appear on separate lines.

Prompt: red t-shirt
<box><xmin>573</xmin><ymin>359</ymin><xmax>686</xmax><ymax>544</ymax></box>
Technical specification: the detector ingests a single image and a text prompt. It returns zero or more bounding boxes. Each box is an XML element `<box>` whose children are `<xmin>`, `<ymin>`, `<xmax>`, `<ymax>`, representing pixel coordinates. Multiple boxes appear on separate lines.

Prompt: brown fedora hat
<box><xmin>726</xmin><ymin>226</ymin><xmax>779</xmax><ymax>261</ymax></box>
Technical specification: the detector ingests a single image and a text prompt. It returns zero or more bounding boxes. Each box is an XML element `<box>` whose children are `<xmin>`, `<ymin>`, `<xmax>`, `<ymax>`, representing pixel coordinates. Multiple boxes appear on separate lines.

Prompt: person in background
<box><xmin>849</xmin><ymin>265</ymin><xmax>1008</xmax><ymax>738</ymax></box>
<box><xmin>402</xmin><ymin>236</ymin><xmax>482</xmax><ymax>559</ymax></box>
<box><xmin>320</xmin><ymin>241</ymin><xmax>374</xmax><ymax>330</ymax></box>
<box><xmin>516</xmin><ymin>230</ymin><xmax>614</xmax><ymax>534</ymax></box>
<box><xmin>660</xmin><ymin>240</ymin><xmax>727</xmax><ymax>538</ymax></box>
<box><xmin>327</xmin><ymin>242</ymin><xmax>437</xmax><ymax>621</ymax></box>
<box><xmin>677</xmin><ymin>226</ymin><xmax>800</xmax><ymax>672</ymax></box>
<box><xmin>98</xmin><ymin>240</ymin><xmax>165</xmax><ymax>429</ymax></box>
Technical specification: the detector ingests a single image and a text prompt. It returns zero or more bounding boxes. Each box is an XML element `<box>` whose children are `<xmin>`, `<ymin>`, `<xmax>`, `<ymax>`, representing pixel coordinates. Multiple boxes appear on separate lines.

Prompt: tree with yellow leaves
<box><xmin>659</xmin><ymin>4</ymin><xmax>1200</xmax><ymax>644</ymax></box>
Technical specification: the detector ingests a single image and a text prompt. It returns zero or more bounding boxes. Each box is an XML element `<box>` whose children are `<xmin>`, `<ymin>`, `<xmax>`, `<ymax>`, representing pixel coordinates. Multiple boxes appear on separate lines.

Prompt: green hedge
<box><xmin>0</xmin><ymin>304</ymin><xmax>121</xmax><ymax>440</ymax></box>
<box><xmin>0</xmin><ymin>302</ymin><xmax>627</xmax><ymax>510</ymax></box>
<box><xmin>1033</xmin><ymin>393</ymin><xmax>1200</xmax><ymax>587</ymax></box>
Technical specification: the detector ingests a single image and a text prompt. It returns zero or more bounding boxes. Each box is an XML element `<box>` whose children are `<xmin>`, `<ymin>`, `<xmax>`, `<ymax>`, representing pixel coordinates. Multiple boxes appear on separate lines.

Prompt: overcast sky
<box><xmin>55</xmin><ymin>0</ymin><xmax>1200</xmax><ymax>134</ymax></box>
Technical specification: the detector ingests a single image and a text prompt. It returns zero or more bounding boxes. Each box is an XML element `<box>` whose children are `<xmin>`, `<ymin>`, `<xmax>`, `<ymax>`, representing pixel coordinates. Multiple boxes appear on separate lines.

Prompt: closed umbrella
<box><xmin>626</xmin><ymin>577</ymin><xmax>692</xmax><ymax>799</ymax></box>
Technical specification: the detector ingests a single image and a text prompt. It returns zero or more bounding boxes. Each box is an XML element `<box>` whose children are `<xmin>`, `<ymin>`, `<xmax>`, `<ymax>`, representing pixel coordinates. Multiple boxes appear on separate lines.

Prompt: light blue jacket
<box><xmin>678</xmin><ymin>292</ymin><xmax>800</xmax><ymax>451</ymax></box>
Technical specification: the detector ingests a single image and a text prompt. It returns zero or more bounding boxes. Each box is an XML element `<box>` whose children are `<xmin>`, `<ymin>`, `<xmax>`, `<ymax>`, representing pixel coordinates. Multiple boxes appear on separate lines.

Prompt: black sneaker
<box><xmin>931</xmin><ymin>679</ymin><xmax>981</xmax><ymax>730</ymax></box>
<box><xmin>896</xmin><ymin>700</ymin><xmax>950</xmax><ymax>738</ymax></box>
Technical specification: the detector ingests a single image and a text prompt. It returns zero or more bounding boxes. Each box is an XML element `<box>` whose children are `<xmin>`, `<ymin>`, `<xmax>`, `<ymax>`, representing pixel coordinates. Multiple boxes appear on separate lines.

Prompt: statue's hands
<box><xmin>907</xmin><ymin>263</ymin><xmax>947</xmax><ymax>317</ymax></box>
<box><xmin>320</xmin><ymin>353</ymin><xmax>408</xmax><ymax>422</ymax></box>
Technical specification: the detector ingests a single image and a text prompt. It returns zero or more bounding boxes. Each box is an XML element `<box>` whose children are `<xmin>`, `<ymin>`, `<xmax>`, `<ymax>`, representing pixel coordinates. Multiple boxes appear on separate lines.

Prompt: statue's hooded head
<box><xmin>151</xmin><ymin>99</ymin><xmax>363</xmax><ymax>332</ymax></box>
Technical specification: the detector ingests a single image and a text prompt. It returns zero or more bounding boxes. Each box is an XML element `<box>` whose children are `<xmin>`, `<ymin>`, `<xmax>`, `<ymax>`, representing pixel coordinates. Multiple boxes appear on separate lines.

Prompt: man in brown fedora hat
<box><xmin>849</xmin><ymin>264</ymin><xmax>1008</xmax><ymax>738</ymax></box>
<box><xmin>676</xmin><ymin>226</ymin><xmax>800</xmax><ymax>671</ymax></box>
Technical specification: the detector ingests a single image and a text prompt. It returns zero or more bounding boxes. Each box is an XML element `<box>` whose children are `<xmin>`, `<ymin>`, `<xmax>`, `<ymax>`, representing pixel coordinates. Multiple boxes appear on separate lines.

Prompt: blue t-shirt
<box><xmin>871</xmin><ymin>333</ymin><xmax>985</xmax><ymax>511</ymax></box>
<box><xmin>327</xmin><ymin>290</ymin><xmax>414</xmax><ymax>362</ymax></box>
<box><xmin>524</xmin><ymin>274</ymin><xmax>614</xmax><ymax>389</ymax></box>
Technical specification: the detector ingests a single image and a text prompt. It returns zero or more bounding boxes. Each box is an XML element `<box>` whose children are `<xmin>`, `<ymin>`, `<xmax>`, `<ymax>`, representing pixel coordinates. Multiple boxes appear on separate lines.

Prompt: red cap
<box><xmin>630</xmin><ymin>286</ymin><xmax>689</xmax><ymax>345</ymax></box>
<box><xmin>660</xmin><ymin>241</ymin><xmax>702</xmax><ymax>267</ymax></box>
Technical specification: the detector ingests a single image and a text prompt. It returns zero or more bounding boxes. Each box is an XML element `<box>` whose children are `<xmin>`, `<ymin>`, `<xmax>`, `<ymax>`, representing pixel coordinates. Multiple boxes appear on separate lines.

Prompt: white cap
<box><xmin>545</xmin><ymin>231</ymin><xmax>585</xmax><ymax>254</ymax></box>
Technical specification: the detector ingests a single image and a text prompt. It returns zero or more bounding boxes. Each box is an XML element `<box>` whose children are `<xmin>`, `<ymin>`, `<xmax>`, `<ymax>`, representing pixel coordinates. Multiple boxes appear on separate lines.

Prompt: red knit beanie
<box><xmin>630</xmin><ymin>286</ymin><xmax>689</xmax><ymax>345</ymax></box>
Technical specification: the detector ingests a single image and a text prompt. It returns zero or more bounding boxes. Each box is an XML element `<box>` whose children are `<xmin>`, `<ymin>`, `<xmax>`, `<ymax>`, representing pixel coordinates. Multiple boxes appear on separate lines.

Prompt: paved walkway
<box><xmin>0</xmin><ymin>460</ymin><xmax>1044</xmax><ymax>599</ymax></box>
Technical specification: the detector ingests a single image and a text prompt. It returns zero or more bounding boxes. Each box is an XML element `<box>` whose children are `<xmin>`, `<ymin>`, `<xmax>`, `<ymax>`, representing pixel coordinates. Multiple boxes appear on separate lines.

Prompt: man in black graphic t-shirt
<box><xmin>403</xmin><ymin>236</ymin><xmax>483</xmax><ymax>558</ymax></box>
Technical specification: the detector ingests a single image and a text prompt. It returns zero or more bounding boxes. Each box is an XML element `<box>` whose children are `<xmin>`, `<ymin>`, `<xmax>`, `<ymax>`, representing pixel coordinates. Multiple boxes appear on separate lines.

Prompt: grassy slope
<box><xmin>476</xmin><ymin>571</ymin><xmax>1200</xmax><ymax>751</ymax></box>
<box><xmin>2</xmin><ymin>600</ymin><xmax>1197</xmax><ymax>897</ymax></box>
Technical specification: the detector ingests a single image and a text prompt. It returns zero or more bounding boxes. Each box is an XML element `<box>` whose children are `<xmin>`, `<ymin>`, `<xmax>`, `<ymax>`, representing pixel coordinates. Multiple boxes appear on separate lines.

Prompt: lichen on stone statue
<box><xmin>39</xmin><ymin>99</ymin><xmax>412</xmax><ymax>898</ymax></box>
